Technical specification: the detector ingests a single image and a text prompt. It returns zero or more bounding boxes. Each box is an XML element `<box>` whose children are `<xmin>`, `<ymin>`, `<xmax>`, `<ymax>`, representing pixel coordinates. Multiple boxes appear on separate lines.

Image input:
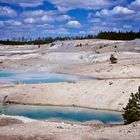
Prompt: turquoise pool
<box><xmin>0</xmin><ymin>105</ymin><xmax>123</xmax><ymax>123</ymax></box>
<box><xmin>0</xmin><ymin>71</ymin><xmax>89</xmax><ymax>84</ymax></box>
<box><xmin>0</xmin><ymin>71</ymin><xmax>14</xmax><ymax>78</ymax></box>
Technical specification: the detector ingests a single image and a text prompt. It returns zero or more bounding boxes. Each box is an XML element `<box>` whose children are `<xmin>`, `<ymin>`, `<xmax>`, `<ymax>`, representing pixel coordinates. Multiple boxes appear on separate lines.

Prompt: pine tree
<box><xmin>122</xmin><ymin>87</ymin><xmax>140</xmax><ymax>124</ymax></box>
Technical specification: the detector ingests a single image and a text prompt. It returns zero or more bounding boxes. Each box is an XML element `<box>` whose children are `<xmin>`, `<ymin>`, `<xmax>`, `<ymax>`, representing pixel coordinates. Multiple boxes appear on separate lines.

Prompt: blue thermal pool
<box><xmin>0</xmin><ymin>105</ymin><xmax>123</xmax><ymax>123</ymax></box>
<box><xmin>0</xmin><ymin>71</ymin><xmax>90</xmax><ymax>84</ymax></box>
<box><xmin>0</xmin><ymin>71</ymin><xmax>14</xmax><ymax>78</ymax></box>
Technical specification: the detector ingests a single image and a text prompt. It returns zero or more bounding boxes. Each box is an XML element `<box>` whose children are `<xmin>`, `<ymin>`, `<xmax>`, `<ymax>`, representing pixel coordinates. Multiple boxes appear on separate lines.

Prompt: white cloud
<box><xmin>66</xmin><ymin>20</ymin><xmax>81</xmax><ymax>28</ymax></box>
<box><xmin>11</xmin><ymin>21</ymin><xmax>22</xmax><ymax>26</ymax></box>
<box><xmin>1</xmin><ymin>20</ymin><xmax>22</xmax><ymax>26</ymax></box>
<box><xmin>22</xmin><ymin>10</ymin><xmax>46</xmax><ymax>17</ymax></box>
<box><xmin>41</xmin><ymin>14</ymin><xmax>71</xmax><ymax>22</ymax></box>
<box><xmin>21</xmin><ymin>10</ymin><xmax>54</xmax><ymax>17</ymax></box>
<box><xmin>56</xmin><ymin>15</ymin><xmax>71</xmax><ymax>21</ymax></box>
<box><xmin>0</xmin><ymin>6</ymin><xmax>17</xmax><ymax>17</ymax></box>
<box><xmin>24</xmin><ymin>18</ymin><xmax>36</xmax><ymax>24</ymax></box>
<box><xmin>79</xmin><ymin>31</ymin><xmax>86</xmax><ymax>34</ymax></box>
<box><xmin>0</xmin><ymin>0</ymin><xmax>139</xmax><ymax>39</ymax></box>
<box><xmin>0</xmin><ymin>0</ymin><xmax>125</xmax><ymax>9</ymax></box>
<box><xmin>22</xmin><ymin>10</ymin><xmax>55</xmax><ymax>23</ymax></box>
<box><xmin>113</xmin><ymin>27</ymin><xmax>121</xmax><ymax>32</ymax></box>
<box><xmin>19</xmin><ymin>2</ymin><xmax>43</xmax><ymax>7</ymax></box>
<box><xmin>87</xmin><ymin>26</ymin><xmax>109</xmax><ymax>34</ymax></box>
<box><xmin>0</xmin><ymin>21</ymin><xmax>4</xmax><ymax>27</ymax></box>
<box><xmin>41</xmin><ymin>15</ymin><xmax>53</xmax><ymax>22</ymax></box>
<box><xmin>22</xmin><ymin>9</ymin><xmax>72</xmax><ymax>24</ymax></box>
<box><xmin>89</xmin><ymin>18</ymin><xmax>101</xmax><ymax>23</ymax></box>
<box><xmin>96</xmin><ymin>6</ymin><xmax>135</xmax><ymax>17</ymax></box>
<box><xmin>44</xmin><ymin>28</ymin><xmax>69</xmax><ymax>34</ymax></box>
<box><xmin>129</xmin><ymin>0</ymin><xmax>140</xmax><ymax>10</ymax></box>
<box><xmin>37</xmin><ymin>24</ymin><xmax>54</xmax><ymax>28</ymax></box>
<box><xmin>0</xmin><ymin>0</ymin><xmax>44</xmax><ymax>7</ymax></box>
<box><xmin>133</xmin><ymin>12</ymin><xmax>140</xmax><ymax>21</ymax></box>
<box><xmin>47</xmin><ymin>0</ymin><xmax>125</xmax><ymax>11</ymax></box>
<box><xmin>123</xmin><ymin>24</ymin><xmax>132</xmax><ymax>29</ymax></box>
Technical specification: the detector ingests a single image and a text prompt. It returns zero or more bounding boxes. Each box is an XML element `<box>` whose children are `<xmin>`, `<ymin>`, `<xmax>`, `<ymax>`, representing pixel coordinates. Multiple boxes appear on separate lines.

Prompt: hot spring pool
<box><xmin>0</xmin><ymin>71</ymin><xmax>14</xmax><ymax>78</ymax></box>
<box><xmin>0</xmin><ymin>105</ymin><xmax>123</xmax><ymax>123</ymax></box>
<box><xmin>0</xmin><ymin>71</ymin><xmax>90</xmax><ymax>84</ymax></box>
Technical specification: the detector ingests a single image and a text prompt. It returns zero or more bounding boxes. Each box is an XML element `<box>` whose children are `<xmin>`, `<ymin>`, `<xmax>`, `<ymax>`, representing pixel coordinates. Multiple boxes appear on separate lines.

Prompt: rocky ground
<box><xmin>0</xmin><ymin>115</ymin><xmax>139</xmax><ymax>140</ymax></box>
<box><xmin>0</xmin><ymin>39</ymin><xmax>140</xmax><ymax>139</ymax></box>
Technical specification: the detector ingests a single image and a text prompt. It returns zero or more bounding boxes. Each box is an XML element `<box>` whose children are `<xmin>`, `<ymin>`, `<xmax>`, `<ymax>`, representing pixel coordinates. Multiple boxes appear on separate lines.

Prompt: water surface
<box><xmin>0</xmin><ymin>71</ymin><xmax>14</xmax><ymax>78</ymax></box>
<box><xmin>0</xmin><ymin>71</ymin><xmax>89</xmax><ymax>84</ymax></box>
<box><xmin>0</xmin><ymin>105</ymin><xmax>123</xmax><ymax>123</ymax></box>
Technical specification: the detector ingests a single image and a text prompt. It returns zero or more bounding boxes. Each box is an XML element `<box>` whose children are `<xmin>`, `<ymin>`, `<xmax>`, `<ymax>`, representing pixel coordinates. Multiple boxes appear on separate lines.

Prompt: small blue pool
<box><xmin>0</xmin><ymin>71</ymin><xmax>14</xmax><ymax>78</ymax></box>
<box><xmin>0</xmin><ymin>71</ymin><xmax>89</xmax><ymax>84</ymax></box>
<box><xmin>0</xmin><ymin>105</ymin><xmax>123</xmax><ymax>123</ymax></box>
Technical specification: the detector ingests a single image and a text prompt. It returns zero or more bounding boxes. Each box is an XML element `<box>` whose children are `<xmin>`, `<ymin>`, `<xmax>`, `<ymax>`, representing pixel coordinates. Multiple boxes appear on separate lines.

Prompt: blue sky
<box><xmin>0</xmin><ymin>0</ymin><xmax>140</xmax><ymax>39</ymax></box>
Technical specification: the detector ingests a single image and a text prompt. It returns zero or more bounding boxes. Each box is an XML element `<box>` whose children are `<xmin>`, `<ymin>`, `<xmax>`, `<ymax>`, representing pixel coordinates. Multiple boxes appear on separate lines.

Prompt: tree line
<box><xmin>97</xmin><ymin>31</ymin><xmax>140</xmax><ymax>40</ymax></box>
<box><xmin>0</xmin><ymin>31</ymin><xmax>140</xmax><ymax>45</ymax></box>
<box><xmin>0</xmin><ymin>35</ymin><xmax>94</xmax><ymax>45</ymax></box>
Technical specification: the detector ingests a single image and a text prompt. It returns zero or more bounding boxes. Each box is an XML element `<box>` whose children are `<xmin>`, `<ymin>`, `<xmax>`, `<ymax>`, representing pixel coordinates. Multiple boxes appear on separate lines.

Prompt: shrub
<box><xmin>122</xmin><ymin>87</ymin><xmax>140</xmax><ymax>124</ymax></box>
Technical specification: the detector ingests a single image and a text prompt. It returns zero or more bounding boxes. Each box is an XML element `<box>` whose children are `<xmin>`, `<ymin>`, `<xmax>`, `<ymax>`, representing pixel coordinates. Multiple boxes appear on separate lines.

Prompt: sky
<box><xmin>0</xmin><ymin>0</ymin><xmax>140</xmax><ymax>39</ymax></box>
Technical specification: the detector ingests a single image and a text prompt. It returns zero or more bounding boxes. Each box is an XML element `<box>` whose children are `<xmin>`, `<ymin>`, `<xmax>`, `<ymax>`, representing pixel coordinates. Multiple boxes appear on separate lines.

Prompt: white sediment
<box><xmin>0</xmin><ymin>39</ymin><xmax>140</xmax><ymax>139</ymax></box>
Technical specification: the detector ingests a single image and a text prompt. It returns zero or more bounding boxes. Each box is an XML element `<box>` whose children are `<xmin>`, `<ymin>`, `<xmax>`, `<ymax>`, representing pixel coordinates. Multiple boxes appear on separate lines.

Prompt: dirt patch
<box><xmin>0</xmin><ymin>117</ymin><xmax>23</xmax><ymax>127</ymax></box>
<box><xmin>0</xmin><ymin>135</ymin><xmax>55</xmax><ymax>140</ymax></box>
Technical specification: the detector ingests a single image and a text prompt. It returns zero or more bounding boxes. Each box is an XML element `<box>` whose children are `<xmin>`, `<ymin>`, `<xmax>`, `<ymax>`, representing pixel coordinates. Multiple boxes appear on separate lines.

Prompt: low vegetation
<box><xmin>122</xmin><ymin>87</ymin><xmax>140</xmax><ymax>124</ymax></box>
<box><xmin>97</xmin><ymin>31</ymin><xmax>140</xmax><ymax>40</ymax></box>
<box><xmin>0</xmin><ymin>31</ymin><xmax>140</xmax><ymax>45</ymax></box>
